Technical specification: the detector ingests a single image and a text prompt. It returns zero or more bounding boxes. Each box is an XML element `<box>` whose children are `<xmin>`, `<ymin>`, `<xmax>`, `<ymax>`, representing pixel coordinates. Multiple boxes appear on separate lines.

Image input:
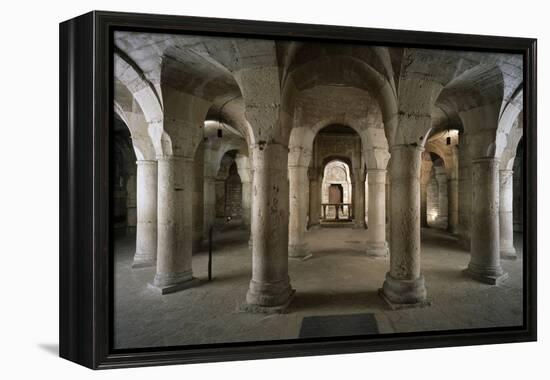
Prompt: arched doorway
<box><xmin>321</xmin><ymin>160</ymin><xmax>352</xmax><ymax>221</ymax></box>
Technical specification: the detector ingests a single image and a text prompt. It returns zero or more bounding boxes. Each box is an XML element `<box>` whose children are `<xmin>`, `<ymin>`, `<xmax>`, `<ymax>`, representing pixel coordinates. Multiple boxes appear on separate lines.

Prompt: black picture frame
<box><xmin>59</xmin><ymin>10</ymin><xmax>537</xmax><ymax>369</ymax></box>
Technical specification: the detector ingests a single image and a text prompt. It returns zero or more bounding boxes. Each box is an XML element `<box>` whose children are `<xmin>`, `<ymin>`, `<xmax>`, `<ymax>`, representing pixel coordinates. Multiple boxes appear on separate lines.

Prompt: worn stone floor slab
<box><xmin>113</xmin><ymin>227</ymin><xmax>523</xmax><ymax>349</ymax></box>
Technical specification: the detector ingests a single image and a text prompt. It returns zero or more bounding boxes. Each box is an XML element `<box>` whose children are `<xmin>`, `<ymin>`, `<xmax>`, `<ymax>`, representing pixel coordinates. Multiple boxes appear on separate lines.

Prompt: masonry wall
<box><xmin>225</xmin><ymin>167</ymin><xmax>242</xmax><ymax>218</ymax></box>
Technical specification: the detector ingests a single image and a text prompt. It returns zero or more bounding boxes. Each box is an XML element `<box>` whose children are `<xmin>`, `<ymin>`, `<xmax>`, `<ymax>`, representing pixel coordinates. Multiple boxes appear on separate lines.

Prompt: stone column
<box><xmin>235</xmin><ymin>154</ymin><xmax>252</xmax><ymax>229</ymax></box>
<box><xmin>435</xmin><ymin>166</ymin><xmax>448</xmax><ymax>226</ymax></box>
<box><xmin>447</xmin><ymin>176</ymin><xmax>459</xmax><ymax>233</ymax></box>
<box><xmin>132</xmin><ymin>160</ymin><xmax>158</xmax><ymax>268</ymax></box>
<box><xmin>151</xmin><ymin>156</ymin><xmax>198</xmax><ymax>294</ymax></box>
<box><xmin>458</xmin><ymin>135</ymin><xmax>472</xmax><ymax>250</ymax></box>
<box><xmin>447</xmin><ymin>148</ymin><xmax>459</xmax><ymax>234</ymax></box>
<box><xmin>366</xmin><ymin>169</ymin><xmax>389</xmax><ymax>257</ymax></box>
<box><xmin>244</xmin><ymin>143</ymin><xmax>294</xmax><ymax>311</ymax></box>
<box><xmin>308</xmin><ymin>168</ymin><xmax>320</xmax><ymax>228</ymax></box>
<box><xmin>499</xmin><ymin>169</ymin><xmax>517</xmax><ymax>260</ymax></box>
<box><xmin>464</xmin><ymin>158</ymin><xmax>508</xmax><ymax>284</ymax></box>
<box><xmin>241</xmin><ymin>180</ymin><xmax>252</xmax><ymax>227</ymax></box>
<box><xmin>353</xmin><ymin>170</ymin><xmax>366</xmax><ymax>228</ymax></box>
<box><xmin>288</xmin><ymin>165</ymin><xmax>310</xmax><ymax>258</ymax></box>
<box><xmin>380</xmin><ymin>145</ymin><xmax>428</xmax><ymax>307</ymax></box>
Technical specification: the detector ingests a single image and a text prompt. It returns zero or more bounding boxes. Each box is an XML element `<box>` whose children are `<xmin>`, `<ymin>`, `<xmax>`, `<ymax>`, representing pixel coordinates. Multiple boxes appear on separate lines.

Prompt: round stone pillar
<box><xmin>499</xmin><ymin>169</ymin><xmax>517</xmax><ymax>260</ymax></box>
<box><xmin>241</xmin><ymin>180</ymin><xmax>252</xmax><ymax>228</ymax></box>
<box><xmin>244</xmin><ymin>143</ymin><xmax>294</xmax><ymax>311</ymax></box>
<box><xmin>447</xmin><ymin>176</ymin><xmax>459</xmax><ymax>234</ymax></box>
<box><xmin>366</xmin><ymin>169</ymin><xmax>389</xmax><ymax>257</ymax></box>
<box><xmin>353</xmin><ymin>171</ymin><xmax>366</xmax><ymax>229</ymax></box>
<box><xmin>308</xmin><ymin>168</ymin><xmax>321</xmax><ymax>228</ymax></box>
<box><xmin>458</xmin><ymin>135</ymin><xmax>472</xmax><ymax>250</ymax></box>
<box><xmin>447</xmin><ymin>147</ymin><xmax>459</xmax><ymax>234</ymax></box>
<box><xmin>288</xmin><ymin>165</ymin><xmax>310</xmax><ymax>258</ymax></box>
<box><xmin>381</xmin><ymin>145</ymin><xmax>428</xmax><ymax>307</ymax></box>
<box><xmin>463</xmin><ymin>158</ymin><xmax>508</xmax><ymax>284</ymax></box>
<box><xmin>132</xmin><ymin>160</ymin><xmax>158</xmax><ymax>268</ymax></box>
<box><xmin>151</xmin><ymin>156</ymin><xmax>198</xmax><ymax>294</ymax></box>
<box><xmin>235</xmin><ymin>154</ymin><xmax>252</xmax><ymax>230</ymax></box>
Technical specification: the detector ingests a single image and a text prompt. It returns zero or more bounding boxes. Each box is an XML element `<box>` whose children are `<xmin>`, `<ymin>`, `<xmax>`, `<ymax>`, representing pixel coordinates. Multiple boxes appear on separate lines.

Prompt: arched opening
<box><xmin>215</xmin><ymin>150</ymin><xmax>244</xmax><ymax>226</ymax></box>
<box><xmin>321</xmin><ymin>160</ymin><xmax>352</xmax><ymax>221</ymax></box>
<box><xmin>309</xmin><ymin>124</ymin><xmax>363</xmax><ymax>227</ymax></box>
<box><xmin>426</xmin><ymin>155</ymin><xmax>448</xmax><ymax>229</ymax></box>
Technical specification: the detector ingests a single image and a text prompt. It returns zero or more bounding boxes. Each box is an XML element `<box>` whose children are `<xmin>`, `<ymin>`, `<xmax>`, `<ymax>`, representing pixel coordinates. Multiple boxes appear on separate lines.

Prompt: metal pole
<box><xmin>208</xmin><ymin>226</ymin><xmax>213</xmax><ymax>281</ymax></box>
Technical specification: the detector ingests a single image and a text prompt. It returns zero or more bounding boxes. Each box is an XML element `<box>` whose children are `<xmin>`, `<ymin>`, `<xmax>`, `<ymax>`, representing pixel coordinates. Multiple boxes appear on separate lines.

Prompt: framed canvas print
<box><xmin>59</xmin><ymin>11</ymin><xmax>537</xmax><ymax>369</ymax></box>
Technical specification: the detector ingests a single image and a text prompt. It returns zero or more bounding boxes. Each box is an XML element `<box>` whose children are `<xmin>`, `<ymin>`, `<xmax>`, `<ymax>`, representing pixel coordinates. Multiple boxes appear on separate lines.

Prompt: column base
<box><xmin>239</xmin><ymin>289</ymin><xmax>295</xmax><ymax>314</ymax></box>
<box><xmin>289</xmin><ymin>243</ymin><xmax>311</xmax><ymax>259</ymax></box>
<box><xmin>500</xmin><ymin>247</ymin><xmax>518</xmax><ymax>260</ymax></box>
<box><xmin>244</xmin><ymin>278</ymin><xmax>294</xmax><ymax>309</ymax></box>
<box><xmin>149</xmin><ymin>271</ymin><xmax>199</xmax><ymax>295</ymax></box>
<box><xmin>365</xmin><ymin>242</ymin><xmax>389</xmax><ymax>258</ymax></box>
<box><xmin>132</xmin><ymin>251</ymin><xmax>156</xmax><ymax>268</ymax></box>
<box><xmin>379</xmin><ymin>273</ymin><xmax>429</xmax><ymax>309</ymax></box>
<box><xmin>462</xmin><ymin>263</ymin><xmax>509</xmax><ymax>285</ymax></box>
<box><xmin>132</xmin><ymin>258</ymin><xmax>156</xmax><ymax>269</ymax></box>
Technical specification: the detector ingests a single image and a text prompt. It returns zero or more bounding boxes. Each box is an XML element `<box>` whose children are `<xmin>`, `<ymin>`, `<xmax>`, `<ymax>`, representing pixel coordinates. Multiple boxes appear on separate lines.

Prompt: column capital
<box><xmin>499</xmin><ymin>169</ymin><xmax>514</xmax><ymax>179</ymax></box>
<box><xmin>471</xmin><ymin>156</ymin><xmax>500</xmax><ymax>165</ymax></box>
<box><xmin>135</xmin><ymin>159</ymin><xmax>157</xmax><ymax>166</ymax></box>
<box><xmin>390</xmin><ymin>144</ymin><xmax>424</xmax><ymax>154</ymax></box>
<box><xmin>366</xmin><ymin>168</ymin><xmax>386</xmax><ymax>174</ymax></box>
<box><xmin>156</xmin><ymin>155</ymin><xmax>193</xmax><ymax>163</ymax></box>
<box><xmin>367</xmin><ymin>169</ymin><xmax>386</xmax><ymax>184</ymax></box>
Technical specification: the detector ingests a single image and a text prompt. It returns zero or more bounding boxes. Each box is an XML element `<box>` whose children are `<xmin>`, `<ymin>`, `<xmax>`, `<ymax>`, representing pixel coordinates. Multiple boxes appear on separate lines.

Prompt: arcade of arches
<box><xmin>113</xmin><ymin>31</ymin><xmax>524</xmax><ymax>347</ymax></box>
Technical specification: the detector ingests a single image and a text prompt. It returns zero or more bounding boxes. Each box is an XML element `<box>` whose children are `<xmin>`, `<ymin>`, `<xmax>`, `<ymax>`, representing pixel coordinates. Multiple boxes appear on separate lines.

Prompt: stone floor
<box><xmin>113</xmin><ymin>224</ymin><xmax>523</xmax><ymax>349</ymax></box>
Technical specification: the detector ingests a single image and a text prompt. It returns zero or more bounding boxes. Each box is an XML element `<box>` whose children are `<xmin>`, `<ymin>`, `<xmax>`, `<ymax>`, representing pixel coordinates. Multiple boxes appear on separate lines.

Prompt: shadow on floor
<box><xmin>289</xmin><ymin>290</ymin><xmax>385</xmax><ymax>313</ymax></box>
<box><xmin>309</xmin><ymin>249</ymin><xmax>368</xmax><ymax>259</ymax></box>
<box><xmin>38</xmin><ymin>343</ymin><xmax>59</xmax><ymax>356</ymax></box>
<box><xmin>200</xmin><ymin>270</ymin><xmax>250</xmax><ymax>285</ymax></box>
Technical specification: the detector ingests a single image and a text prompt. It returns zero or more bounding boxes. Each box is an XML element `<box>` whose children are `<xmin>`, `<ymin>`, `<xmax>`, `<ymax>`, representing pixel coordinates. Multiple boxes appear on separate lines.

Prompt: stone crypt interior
<box><xmin>112</xmin><ymin>31</ymin><xmax>524</xmax><ymax>348</ymax></box>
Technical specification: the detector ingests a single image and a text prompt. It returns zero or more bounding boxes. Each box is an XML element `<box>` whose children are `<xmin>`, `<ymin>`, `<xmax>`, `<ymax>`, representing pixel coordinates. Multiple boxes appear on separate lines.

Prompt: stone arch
<box><xmin>283</xmin><ymin>51</ymin><xmax>397</xmax><ymax>149</ymax></box>
<box><xmin>434</xmin><ymin>64</ymin><xmax>506</xmax><ymax>158</ymax></box>
<box><xmin>114</xmin><ymin>51</ymin><xmax>165</xmax><ymax>158</ymax></box>
<box><xmin>114</xmin><ymin>78</ymin><xmax>156</xmax><ymax>161</ymax></box>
